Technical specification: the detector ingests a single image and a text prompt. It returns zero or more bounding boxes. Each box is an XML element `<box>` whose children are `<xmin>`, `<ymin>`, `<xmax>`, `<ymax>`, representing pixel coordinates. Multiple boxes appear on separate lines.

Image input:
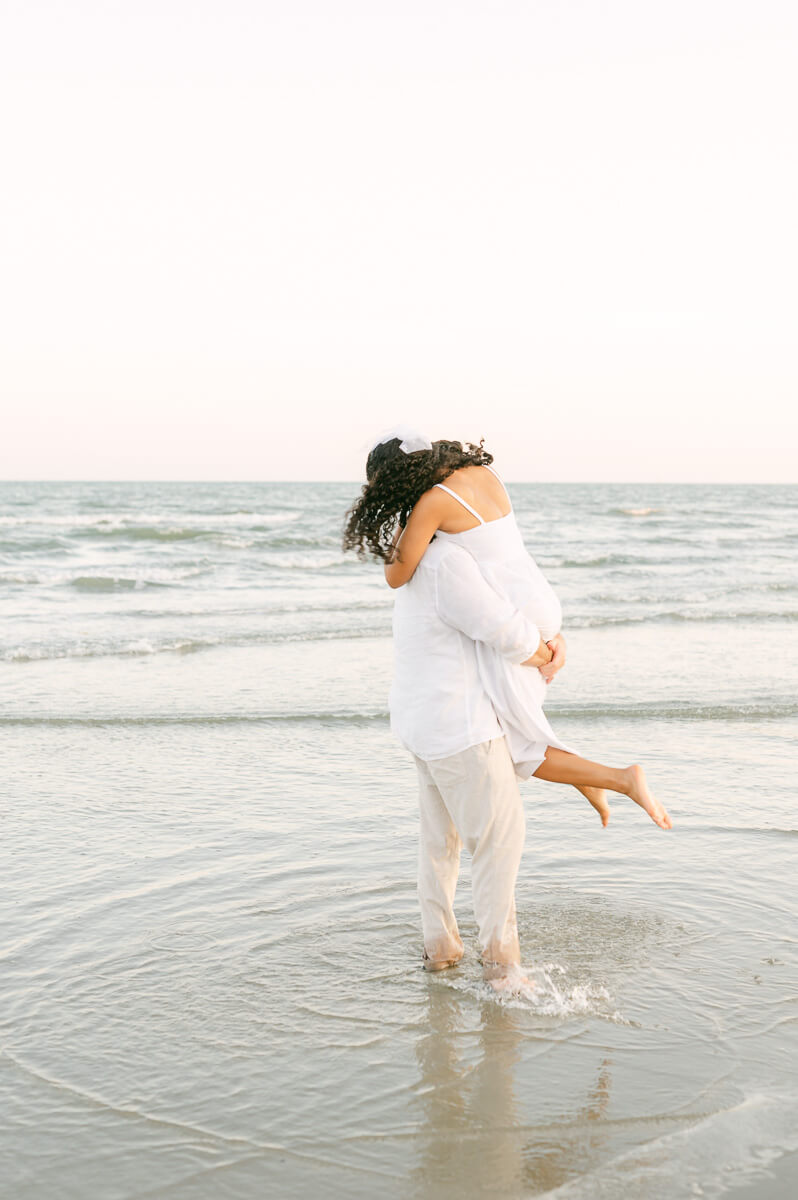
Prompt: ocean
<box><xmin>1</xmin><ymin>480</ymin><xmax>796</xmax><ymax>1199</ymax></box>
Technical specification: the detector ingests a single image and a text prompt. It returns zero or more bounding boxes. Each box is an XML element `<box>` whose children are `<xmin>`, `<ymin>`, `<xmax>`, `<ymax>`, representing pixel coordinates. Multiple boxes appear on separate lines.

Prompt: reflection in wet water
<box><xmin>412</xmin><ymin>982</ymin><xmax>614</xmax><ymax>1198</ymax></box>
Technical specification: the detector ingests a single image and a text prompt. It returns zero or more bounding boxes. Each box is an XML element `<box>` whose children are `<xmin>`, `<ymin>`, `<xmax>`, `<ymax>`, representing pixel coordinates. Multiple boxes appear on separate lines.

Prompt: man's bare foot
<box><xmin>485</xmin><ymin>964</ymin><xmax>535</xmax><ymax>995</ymax></box>
<box><xmin>423</xmin><ymin>946</ymin><xmax>463</xmax><ymax>972</ymax></box>
<box><xmin>489</xmin><ymin>975</ymin><xmax>532</xmax><ymax>994</ymax></box>
<box><xmin>623</xmin><ymin>764</ymin><xmax>672</xmax><ymax>829</ymax></box>
<box><xmin>577</xmin><ymin>785</ymin><xmax>610</xmax><ymax>827</ymax></box>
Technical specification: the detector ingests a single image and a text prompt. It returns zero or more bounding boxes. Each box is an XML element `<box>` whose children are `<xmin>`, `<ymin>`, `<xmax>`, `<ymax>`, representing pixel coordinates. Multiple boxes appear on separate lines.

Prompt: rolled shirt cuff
<box><xmin>506</xmin><ymin>644</ymin><xmax>539</xmax><ymax>666</ymax></box>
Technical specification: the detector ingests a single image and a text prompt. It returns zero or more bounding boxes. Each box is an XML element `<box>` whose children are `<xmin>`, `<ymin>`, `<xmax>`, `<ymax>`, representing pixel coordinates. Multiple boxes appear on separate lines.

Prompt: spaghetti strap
<box><xmin>434</xmin><ymin>483</ymin><xmax>485</xmax><ymax>525</ymax></box>
<box><xmin>482</xmin><ymin>463</ymin><xmax>513</xmax><ymax>511</ymax></box>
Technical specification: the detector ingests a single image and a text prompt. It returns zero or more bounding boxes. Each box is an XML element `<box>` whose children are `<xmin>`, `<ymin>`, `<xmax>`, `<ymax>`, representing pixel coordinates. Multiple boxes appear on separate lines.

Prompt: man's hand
<box><xmin>538</xmin><ymin>633</ymin><xmax>566</xmax><ymax>684</ymax></box>
<box><xmin>522</xmin><ymin>638</ymin><xmax>554</xmax><ymax>668</ymax></box>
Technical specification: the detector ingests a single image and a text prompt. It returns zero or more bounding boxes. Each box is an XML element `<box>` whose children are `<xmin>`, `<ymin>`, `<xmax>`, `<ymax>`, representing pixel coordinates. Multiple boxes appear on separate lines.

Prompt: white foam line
<box><xmin>540</xmin><ymin>1090</ymin><xmax>798</xmax><ymax>1198</ymax></box>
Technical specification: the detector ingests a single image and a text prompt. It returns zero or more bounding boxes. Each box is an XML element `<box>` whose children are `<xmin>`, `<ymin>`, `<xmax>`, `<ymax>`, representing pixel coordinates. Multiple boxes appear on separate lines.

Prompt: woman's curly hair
<box><xmin>343</xmin><ymin>437</ymin><xmax>494</xmax><ymax>561</ymax></box>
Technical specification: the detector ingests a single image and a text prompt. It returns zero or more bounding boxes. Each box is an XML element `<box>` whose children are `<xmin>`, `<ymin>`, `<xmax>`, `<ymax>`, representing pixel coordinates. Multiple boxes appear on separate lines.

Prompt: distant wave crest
<box><xmin>2</xmin><ymin>699</ymin><xmax>795</xmax><ymax>725</ymax></box>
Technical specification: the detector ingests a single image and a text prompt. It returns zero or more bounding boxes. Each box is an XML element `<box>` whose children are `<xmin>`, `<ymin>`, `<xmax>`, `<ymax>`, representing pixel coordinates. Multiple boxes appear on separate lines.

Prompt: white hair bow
<box><xmin>369</xmin><ymin>425</ymin><xmax>433</xmax><ymax>455</ymax></box>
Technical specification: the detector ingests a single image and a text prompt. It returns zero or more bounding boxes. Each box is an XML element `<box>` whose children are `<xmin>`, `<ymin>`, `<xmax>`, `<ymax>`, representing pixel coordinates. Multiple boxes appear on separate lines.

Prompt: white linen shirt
<box><xmin>389</xmin><ymin>538</ymin><xmax>542</xmax><ymax>761</ymax></box>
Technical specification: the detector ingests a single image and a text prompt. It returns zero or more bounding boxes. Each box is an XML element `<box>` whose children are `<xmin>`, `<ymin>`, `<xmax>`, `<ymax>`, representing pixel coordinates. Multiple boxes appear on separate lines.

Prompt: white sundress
<box><xmin>434</xmin><ymin>466</ymin><xmax>577</xmax><ymax>779</ymax></box>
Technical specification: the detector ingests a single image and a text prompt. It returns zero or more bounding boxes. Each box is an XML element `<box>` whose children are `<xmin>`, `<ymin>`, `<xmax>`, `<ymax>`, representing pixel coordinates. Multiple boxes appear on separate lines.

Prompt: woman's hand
<box><xmin>538</xmin><ymin>633</ymin><xmax>566</xmax><ymax>683</ymax></box>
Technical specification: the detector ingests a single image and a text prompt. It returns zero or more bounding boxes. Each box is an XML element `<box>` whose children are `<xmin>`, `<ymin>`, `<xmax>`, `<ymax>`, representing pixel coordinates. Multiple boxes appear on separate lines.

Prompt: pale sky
<box><xmin>1</xmin><ymin>1</ymin><xmax>796</xmax><ymax>482</ymax></box>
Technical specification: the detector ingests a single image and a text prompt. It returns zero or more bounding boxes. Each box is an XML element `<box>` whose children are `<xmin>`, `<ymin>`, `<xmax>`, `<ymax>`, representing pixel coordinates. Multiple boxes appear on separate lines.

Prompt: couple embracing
<box><xmin>344</xmin><ymin>428</ymin><xmax>671</xmax><ymax>994</ymax></box>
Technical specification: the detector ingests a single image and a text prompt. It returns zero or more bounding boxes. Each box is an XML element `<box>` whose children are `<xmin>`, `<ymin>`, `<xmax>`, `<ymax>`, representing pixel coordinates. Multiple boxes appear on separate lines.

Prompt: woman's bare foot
<box><xmin>622</xmin><ymin>764</ymin><xmax>672</xmax><ymax>829</ymax></box>
<box><xmin>577</xmin><ymin>785</ymin><xmax>610</xmax><ymax>827</ymax></box>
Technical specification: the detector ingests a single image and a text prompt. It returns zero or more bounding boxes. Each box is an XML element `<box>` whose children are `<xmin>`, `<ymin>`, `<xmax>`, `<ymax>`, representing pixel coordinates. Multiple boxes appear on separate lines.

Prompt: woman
<box><xmin>344</xmin><ymin>429</ymin><xmax>672</xmax><ymax>832</ymax></box>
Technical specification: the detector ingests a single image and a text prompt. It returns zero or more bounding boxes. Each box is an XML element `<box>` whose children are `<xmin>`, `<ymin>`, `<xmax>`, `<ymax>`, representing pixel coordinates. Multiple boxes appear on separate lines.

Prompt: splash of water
<box><xmin>442</xmin><ymin>960</ymin><xmax>630</xmax><ymax>1021</ymax></box>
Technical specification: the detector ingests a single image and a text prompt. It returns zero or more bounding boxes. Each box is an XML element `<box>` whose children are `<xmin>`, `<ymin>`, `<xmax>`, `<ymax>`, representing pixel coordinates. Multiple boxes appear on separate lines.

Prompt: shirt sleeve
<box><xmin>434</xmin><ymin>547</ymin><xmax>541</xmax><ymax>664</ymax></box>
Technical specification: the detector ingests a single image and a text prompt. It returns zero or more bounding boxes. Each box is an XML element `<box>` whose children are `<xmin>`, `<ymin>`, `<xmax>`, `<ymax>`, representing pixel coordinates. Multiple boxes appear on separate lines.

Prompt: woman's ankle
<box><xmin>612</xmin><ymin>765</ymin><xmax>635</xmax><ymax>797</ymax></box>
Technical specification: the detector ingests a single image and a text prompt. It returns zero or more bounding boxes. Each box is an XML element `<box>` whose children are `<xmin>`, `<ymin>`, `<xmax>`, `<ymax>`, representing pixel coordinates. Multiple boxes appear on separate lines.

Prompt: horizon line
<box><xmin>0</xmin><ymin>478</ymin><xmax>795</xmax><ymax>487</ymax></box>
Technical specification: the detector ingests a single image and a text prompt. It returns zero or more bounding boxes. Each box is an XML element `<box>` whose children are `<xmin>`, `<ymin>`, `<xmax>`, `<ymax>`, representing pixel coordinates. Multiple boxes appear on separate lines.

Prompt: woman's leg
<box><xmin>534</xmin><ymin>748</ymin><xmax>672</xmax><ymax>829</ymax></box>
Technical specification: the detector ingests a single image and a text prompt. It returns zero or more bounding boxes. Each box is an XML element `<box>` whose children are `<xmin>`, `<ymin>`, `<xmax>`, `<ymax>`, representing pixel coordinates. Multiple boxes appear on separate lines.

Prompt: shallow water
<box><xmin>1</xmin><ymin>482</ymin><xmax>797</xmax><ymax>1198</ymax></box>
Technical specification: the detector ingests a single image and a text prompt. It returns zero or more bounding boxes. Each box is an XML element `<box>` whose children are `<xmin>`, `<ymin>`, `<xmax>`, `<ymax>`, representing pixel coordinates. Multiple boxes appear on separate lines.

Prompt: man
<box><xmin>389</xmin><ymin>533</ymin><xmax>563</xmax><ymax>989</ymax></box>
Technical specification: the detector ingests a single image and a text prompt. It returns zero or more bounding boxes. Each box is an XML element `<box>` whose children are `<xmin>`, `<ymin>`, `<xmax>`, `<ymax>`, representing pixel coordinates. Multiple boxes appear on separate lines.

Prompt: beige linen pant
<box><xmin>413</xmin><ymin>736</ymin><xmax>525</xmax><ymax>971</ymax></box>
